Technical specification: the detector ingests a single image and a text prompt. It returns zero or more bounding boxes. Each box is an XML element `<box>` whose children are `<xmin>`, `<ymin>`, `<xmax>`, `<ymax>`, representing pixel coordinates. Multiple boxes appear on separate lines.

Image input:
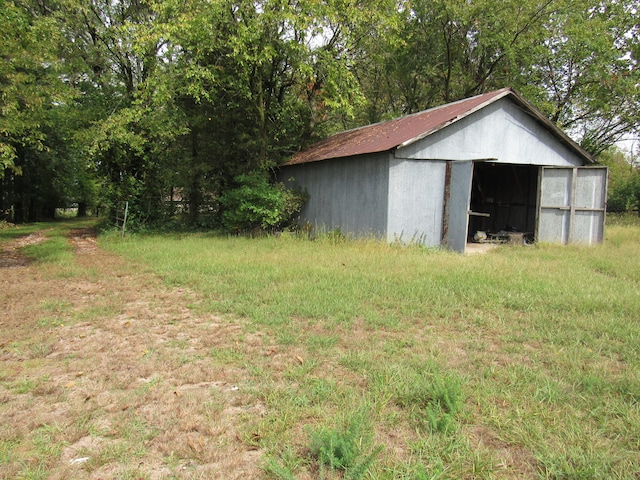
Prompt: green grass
<box><xmin>1</xmin><ymin>218</ymin><xmax>97</xmax><ymax>270</ymax></box>
<box><xmin>92</xmin><ymin>223</ymin><xmax>639</xmax><ymax>478</ymax></box>
<box><xmin>0</xmin><ymin>220</ymin><xmax>47</xmax><ymax>242</ymax></box>
<box><xmin>23</xmin><ymin>222</ymin><xmax>89</xmax><ymax>268</ymax></box>
<box><xmin>2</xmin><ymin>217</ymin><xmax>638</xmax><ymax>478</ymax></box>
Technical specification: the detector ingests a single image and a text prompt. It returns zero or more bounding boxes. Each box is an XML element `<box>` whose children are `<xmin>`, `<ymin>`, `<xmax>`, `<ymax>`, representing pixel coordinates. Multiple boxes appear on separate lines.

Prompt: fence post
<box><xmin>115</xmin><ymin>201</ymin><xmax>129</xmax><ymax>238</ymax></box>
<box><xmin>121</xmin><ymin>201</ymin><xmax>129</xmax><ymax>238</ymax></box>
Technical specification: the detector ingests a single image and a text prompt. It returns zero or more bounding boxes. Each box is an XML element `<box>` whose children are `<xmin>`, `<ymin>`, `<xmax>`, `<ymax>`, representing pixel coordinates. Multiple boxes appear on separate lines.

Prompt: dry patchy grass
<box><xmin>0</xmin><ymin>225</ymin><xmax>265</xmax><ymax>479</ymax></box>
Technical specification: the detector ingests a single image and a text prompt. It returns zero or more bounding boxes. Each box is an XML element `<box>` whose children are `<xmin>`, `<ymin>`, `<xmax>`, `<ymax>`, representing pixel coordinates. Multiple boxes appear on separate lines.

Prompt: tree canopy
<box><xmin>1</xmin><ymin>0</ymin><xmax>639</xmax><ymax>225</ymax></box>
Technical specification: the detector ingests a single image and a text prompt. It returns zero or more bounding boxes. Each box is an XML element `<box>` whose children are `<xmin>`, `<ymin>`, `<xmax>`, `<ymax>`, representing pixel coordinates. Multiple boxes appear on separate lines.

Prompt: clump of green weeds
<box><xmin>374</xmin><ymin>361</ymin><xmax>464</xmax><ymax>434</ymax></box>
<box><xmin>422</xmin><ymin>375</ymin><xmax>464</xmax><ymax>434</ymax></box>
<box><xmin>263</xmin><ymin>412</ymin><xmax>382</xmax><ymax>479</ymax></box>
<box><xmin>308</xmin><ymin>413</ymin><xmax>382</xmax><ymax>479</ymax></box>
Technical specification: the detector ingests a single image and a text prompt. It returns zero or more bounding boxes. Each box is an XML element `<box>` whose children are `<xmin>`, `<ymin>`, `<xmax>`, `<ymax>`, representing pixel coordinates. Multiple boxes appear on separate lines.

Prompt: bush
<box><xmin>219</xmin><ymin>171</ymin><xmax>307</xmax><ymax>233</ymax></box>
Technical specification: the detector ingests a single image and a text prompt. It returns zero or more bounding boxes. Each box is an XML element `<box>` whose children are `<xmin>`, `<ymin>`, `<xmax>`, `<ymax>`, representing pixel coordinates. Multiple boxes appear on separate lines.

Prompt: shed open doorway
<box><xmin>467</xmin><ymin>162</ymin><xmax>539</xmax><ymax>245</ymax></box>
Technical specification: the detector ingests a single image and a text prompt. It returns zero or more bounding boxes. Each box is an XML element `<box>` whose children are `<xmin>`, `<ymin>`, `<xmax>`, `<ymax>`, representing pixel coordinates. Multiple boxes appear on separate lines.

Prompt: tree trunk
<box><xmin>42</xmin><ymin>205</ymin><xmax>56</xmax><ymax>220</ymax></box>
<box><xmin>28</xmin><ymin>197</ymin><xmax>37</xmax><ymax>222</ymax></box>
<box><xmin>13</xmin><ymin>201</ymin><xmax>24</xmax><ymax>223</ymax></box>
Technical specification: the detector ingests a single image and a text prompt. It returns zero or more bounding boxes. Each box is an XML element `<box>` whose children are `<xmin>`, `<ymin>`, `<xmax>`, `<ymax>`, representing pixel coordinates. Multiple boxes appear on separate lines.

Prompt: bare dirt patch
<box><xmin>0</xmin><ymin>229</ymin><xmax>265</xmax><ymax>479</ymax></box>
<box><xmin>69</xmin><ymin>227</ymin><xmax>100</xmax><ymax>255</ymax></box>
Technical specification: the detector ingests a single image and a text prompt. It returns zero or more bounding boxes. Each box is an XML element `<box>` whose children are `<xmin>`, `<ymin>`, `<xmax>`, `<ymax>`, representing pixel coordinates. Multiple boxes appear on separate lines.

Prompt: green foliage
<box><xmin>263</xmin><ymin>458</ymin><xmax>297</xmax><ymax>480</ymax></box>
<box><xmin>0</xmin><ymin>0</ymin><xmax>99</xmax><ymax>221</ymax></box>
<box><xmin>0</xmin><ymin>0</ymin><xmax>85</xmax><ymax>221</ymax></box>
<box><xmin>355</xmin><ymin>0</ymin><xmax>639</xmax><ymax>154</ymax></box>
<box><xmin>0</xmin><ymin>0</ymin><xmax>69</xmax><ymax>176</ymax></box>
<box><xmin>219</xmin><ymin>171</ymin><xmax>307</xmax><ymax>233</ymax></box>
<box><xmin>374</xmin><ymin>362</ymin><xmax>465</xmax><ymax>434</ymax></box>
<box><xmin>524</xmin><ymin>0</ymin><xmax>639</xmax><ymax>155</ymax></box>
<box><xmin>310</xmin><ymin>425</ymin><xmax>358</xmax><ymax>471</ymax></box>
<box><xmin>308</xmin><ymin>413</ymin><xmax>382</xmax><ymax>479</ymax></box>
<box><xmin>598</xmin><ymin>148</ymin><xmax>640</xmax><ymax>212</ymax></box>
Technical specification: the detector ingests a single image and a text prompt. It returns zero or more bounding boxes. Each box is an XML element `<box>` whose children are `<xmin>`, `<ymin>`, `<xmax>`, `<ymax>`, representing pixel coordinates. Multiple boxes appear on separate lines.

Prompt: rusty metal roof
<box><xmin>287</xmin><ymin>87</ymin><xmax>593</xmax><ymax>165</ymax></box>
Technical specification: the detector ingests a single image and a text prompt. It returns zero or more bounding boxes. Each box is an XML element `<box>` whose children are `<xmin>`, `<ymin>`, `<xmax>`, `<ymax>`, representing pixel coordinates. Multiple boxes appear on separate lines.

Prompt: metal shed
<box><xmin>280</xmin><ymin>88</ymin><xmax>607</xmax><ymax>253</ymax></box>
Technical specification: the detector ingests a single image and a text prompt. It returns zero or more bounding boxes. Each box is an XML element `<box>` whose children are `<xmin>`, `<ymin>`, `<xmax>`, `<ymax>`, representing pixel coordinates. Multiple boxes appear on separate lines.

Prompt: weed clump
<box><xmin>308</xmin><ymin>413</ymin><xmax>382</xmax><ymax>479</ymax></box>
<box><xmin>262</xmin><ymin>412</ymin><xmax>382</xmax><ymax>479</ymax></box>
<box><xmin>372</xmin><ymin>362</ymin><xmax>465</xmax><ymax>434</ymax></box>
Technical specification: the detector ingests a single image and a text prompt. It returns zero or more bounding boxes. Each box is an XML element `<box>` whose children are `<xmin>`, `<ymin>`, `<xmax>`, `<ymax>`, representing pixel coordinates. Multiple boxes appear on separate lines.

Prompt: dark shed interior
<box><xmin>468</xmin><ymin>163</ymin><xmax>539</xmax><ymax>242</ymax></box>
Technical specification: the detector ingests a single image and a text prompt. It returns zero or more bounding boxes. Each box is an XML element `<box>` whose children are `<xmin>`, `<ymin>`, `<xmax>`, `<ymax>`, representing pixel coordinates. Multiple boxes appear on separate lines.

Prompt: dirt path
<box><xmin>0</xmin><ymin>228</ymin><xmax>264</xmax><ymax>479</ymax></box>
<box><xmin>0</xmin><ymin>230</ymin><xmax>50</xmax><ymax>268</ymax></box>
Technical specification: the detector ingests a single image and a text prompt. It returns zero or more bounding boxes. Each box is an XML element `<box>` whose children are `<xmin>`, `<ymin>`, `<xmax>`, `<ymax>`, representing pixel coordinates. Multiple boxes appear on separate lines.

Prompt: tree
<box><xmin>353</xmin><ymin>0</ymin><xmax>557</xmax><ymax>119</ymax></box>
<box><xmin>0</xmin><ymin>0</ymin><xmax>68</xmax><ymax>176</ymax></box>
<box><xmin>115</xmin><ymin>0</ymin><xmax>370</xmax><ymax>227</ymax></box>
<box><xmin>55</xmin><ymin>0</ymin><xmax>183</xmax><ymax>225</ymax></box>
<box><xmin>521</xmin><ymin>0</ymin><xmax>640</xmax><ymax>155</ymax></box>
<box><xmin>0</xmin><ymin>0</ymin><xmax>89</xmax><ymax>221</ymax></box>
<box><xmin>4</xmin><ymin>0</ymin><xmax>637</xmax><ymax>227</ymax></box>
<box><xmin>598</xmin><ymin>148</ymin><xmax>639</xmax><ymax>212</ymax></box>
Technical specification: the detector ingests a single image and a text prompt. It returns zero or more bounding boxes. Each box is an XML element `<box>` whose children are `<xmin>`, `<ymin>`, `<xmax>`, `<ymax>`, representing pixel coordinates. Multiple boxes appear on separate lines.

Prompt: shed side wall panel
<box><xmin>280</xmin><ymin>153</ymin><xmax>389</xmax><ymax>237</ymax></box>
<box><xmin>387</xmin><ymin>159</ymin><xmax>446</xmax><ymax>246</ymax></box>
<box><xmin>398</xmin><ymin>99</ymin><xmax>584</xmax><ymax>167</ymax></box>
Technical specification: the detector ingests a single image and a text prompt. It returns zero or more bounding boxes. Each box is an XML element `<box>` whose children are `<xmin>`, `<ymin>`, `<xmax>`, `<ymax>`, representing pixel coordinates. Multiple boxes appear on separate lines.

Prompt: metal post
<box><xmin>121</xmin><ymin>201</ymin><xmax>129</xmax><ymax>238</ymax></box>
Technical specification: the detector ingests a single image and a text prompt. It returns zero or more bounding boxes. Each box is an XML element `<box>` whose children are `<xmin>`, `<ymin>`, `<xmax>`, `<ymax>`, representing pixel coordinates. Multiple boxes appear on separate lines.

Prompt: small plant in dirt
<box><xmin>262</xmin><ymin>446</ymin><xmax>300</xmax><ymax>480</ymax></box>
<box><xmin>308</xmin><ymin>413</ymin><xmax>382</xmax><ymax>479</ymax></box>
<box><xmin>376</xmin><ymin>362</ymin><xmax>465</xmax><ymax>434</ymax></box>
<box><xmin>263</xmin><ymin>412</ymin><xmax>382</xmax><ymax>479</ymax></box>
<box><xmin>422</xmin><ymin>374</ymin><xmax>464</xmax><ymax>434</ymax></box>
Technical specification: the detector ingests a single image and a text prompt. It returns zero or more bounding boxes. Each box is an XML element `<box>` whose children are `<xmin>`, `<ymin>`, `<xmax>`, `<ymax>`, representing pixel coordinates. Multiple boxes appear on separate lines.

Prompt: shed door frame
<box><xmin>536</xmin><ymin>166</ymin><xmax>608</xmax><ymax>244</ymax></box>
<box><xmin>442</xmin><ymin>159</ymin><xmax>487</xmax><ymax>253</ymax></box>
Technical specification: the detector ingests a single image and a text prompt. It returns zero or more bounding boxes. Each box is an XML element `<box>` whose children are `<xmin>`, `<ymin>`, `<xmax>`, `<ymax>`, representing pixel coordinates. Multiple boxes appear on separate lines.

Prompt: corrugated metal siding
<box><xmin>386</xmin><ymin>159</ymin><xmax>446</xmax><ymax>245</ymax></box>
<box><xmin>284</xmin><ymin>152</ymin><xmax>390</xmax><ymax>236</ymax></box>
<box><xmin>537</xmin><ymin>167</ymin><xmax>608</xmax><ymax>244</ymax></box>
<box><xmin>397</xmin><ymin>99</ymin><xmax>585</xmax><ymax>166</ymax></box>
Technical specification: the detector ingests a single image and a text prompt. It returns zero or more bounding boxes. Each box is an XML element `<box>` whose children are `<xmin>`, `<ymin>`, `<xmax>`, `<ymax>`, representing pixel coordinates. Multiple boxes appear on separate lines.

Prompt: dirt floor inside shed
<box><xmin>0</xmin><ymin>228</ymin><xmax>264</xmax><ymax>479</ymax></box>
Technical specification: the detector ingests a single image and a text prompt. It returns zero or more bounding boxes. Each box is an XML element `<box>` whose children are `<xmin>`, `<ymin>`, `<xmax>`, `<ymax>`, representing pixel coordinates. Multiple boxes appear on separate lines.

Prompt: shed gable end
<box><xmin>396</xmin><ymin>98</ymin><xmax>585</xmax><ymax>167</ymax></box>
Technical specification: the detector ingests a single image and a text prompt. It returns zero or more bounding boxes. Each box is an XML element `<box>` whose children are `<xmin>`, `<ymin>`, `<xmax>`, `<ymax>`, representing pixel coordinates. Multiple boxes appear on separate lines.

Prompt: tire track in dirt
<box><xmin>69</xmin><ymin>227</ymin><xmax>100</xmax><ymax>255</ymax></box>
<box><xmin>0</xmin><ymin>227</ymin><xmax>265</xmax><ymax>479</ymax></box>
<box><xmin>0</xmin><ymin>230</ymin><xmax>49</xmax><ymax>268</ymax></box>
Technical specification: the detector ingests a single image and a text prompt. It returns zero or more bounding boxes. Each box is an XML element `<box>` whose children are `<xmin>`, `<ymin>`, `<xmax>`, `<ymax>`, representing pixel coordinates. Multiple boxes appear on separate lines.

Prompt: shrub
<box><xmin>219</xmin><ymin>171</ymin><xmax>307</xmax><ymax>233</ymax></box>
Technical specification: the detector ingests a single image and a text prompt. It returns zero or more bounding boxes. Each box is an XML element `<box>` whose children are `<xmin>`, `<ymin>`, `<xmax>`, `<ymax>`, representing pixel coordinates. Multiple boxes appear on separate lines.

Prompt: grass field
<box><xmin>101</xmin><ymin>217</ymin><xmax>640</xmax><ymax>479</ymax></box>
<box><xmin>1</xmin><ymin>216</ymin><xmax>639</xmax><ymax>479</ymax></box>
